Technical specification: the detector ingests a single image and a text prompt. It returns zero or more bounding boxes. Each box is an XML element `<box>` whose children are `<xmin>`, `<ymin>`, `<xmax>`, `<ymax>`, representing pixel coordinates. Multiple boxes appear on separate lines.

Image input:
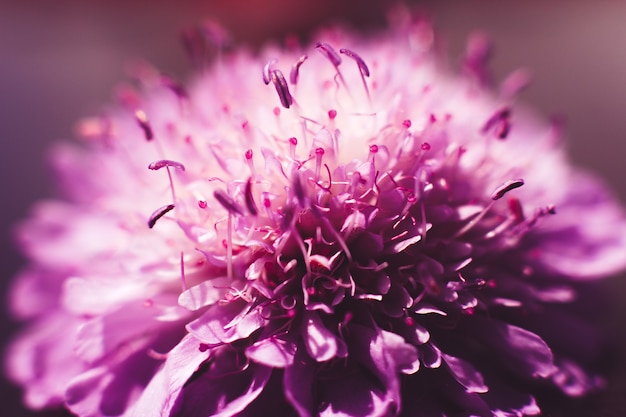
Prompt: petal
<box><xmin>533</xmin><ymin>172</ymin><xmax>626</xmax><ymax>279</ymax></box>
<box><xmin>128</xmin><ymin>334</ymin><xmax>209</xmax><ymax>417</ymax></box>
<box><xmin>5</xmin><ymin>313</ymin><xmax>85</xmax><ymax>409</ymax></box>
<box><xmin>245</xmin><ymin>337</ymin><xmax>296</xmax><ymax>368</ymax></box>
<box><xmin>442</xmin><ymin>353</ymin><xmax>488</xmax><ymax>394</ymax></box>
<box><xmin>284</xmin><ymin>346</ymin><xmax>316</xmax><ymax>417</ymax></box>
<box><xmin>348</xmin><ymin>324</ymin><xmax>418</xmax><ymax>408</ymax></box>
<box><xmin>75</xmin><ymin>296</ymin><xmax>185</xmax><ymax>363</ymax></box>
<box><xmin>186</xmin><ymin>302</ymin><xmax>265</xmax><ymax>345</ymax></box>
<box><xmin>66</xmin><ymin>343</ymin><xmax>166</xmax><ymax>417</ymax></box>
<box><xmin>551</xmin><ymin>357</ymin><xmax>604</xmax><ymax>397</ymax></box>
<box><xmin>318</xmin><ymin>367</ymin><xmax>394</xmax><ymax>417</ymax></box>
<box><xmin>177</xmin><ymin>277</ymin><xmax>230</xmax><ymax>311</ymax></box>
<box><xmin>304</xmin><ymin>311</ymin><xmax>340</xmax><ymax>362</ymax></box>
<box><xmin>469</xmin><ymin>318</ymin><xmax>556</xmax><ymax>379</ymax></box>
<box><xmin>8</xmin><ymin>269</ymin><xmax>62</xmax><ymax>319</ymax></box>
<box><xmin>169</xmin><ymin>351</ymin><xmax>272</xmax><ymax>417</ymax></box>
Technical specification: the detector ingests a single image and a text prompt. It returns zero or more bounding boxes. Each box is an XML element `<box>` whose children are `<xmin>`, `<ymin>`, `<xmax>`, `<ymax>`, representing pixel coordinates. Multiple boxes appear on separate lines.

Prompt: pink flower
<box><xmin>7</xmin><ymin>15</ymin><xmax>626</xmax><ymax>417</ymax></box>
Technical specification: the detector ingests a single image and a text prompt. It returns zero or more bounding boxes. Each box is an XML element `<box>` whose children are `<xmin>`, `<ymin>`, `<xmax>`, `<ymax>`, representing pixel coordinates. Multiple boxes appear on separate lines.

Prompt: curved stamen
<box><xmin>490</xmin><ymin>179</ymin><xmax>524</xmax><ymax>200</ymax></box>
<box><xmin>315</xmin><ymin>42</ymin><xmax>342</xmax><ymax>67</ymax></box>
<box><xmin>290</xmin><ymin>55</ymin><xmax>308</xmax><ymax>85</ymax></box>
<box><xmin>245</xmin><ymin>178</ymin><xmax>258</xmax><ymax>216</ymax></box>
<box><xmin>482</xmin><ymin>108</ymin><xmax>512</xmax><ymax>139</ymax></box>
<box><xmin>270</xmin><ymin>69</ymin><xmax>293</xmax><ymax>109</ymax></box>
<box><xmin>148</xmin><ymin>204</ymin><xmax>175</xmax><ymax>229</ymax></box>
<box><xmin>339</xmin><ymin>48</ymin><xmax>370</xmax><ymax>77</ymax></box>
<box><xmin>214</xmin><ymin>190</ymin><xmax>244</xmax><ymax>215</ymax></box>
<box><xmin>148</xmin><ymin>159</ymin><xmax>186</xmax><ymax>171</ymax></box>
<box><xmin>262</xmin><ymin>59</ymin><xmax>277</xmax><ymax>85</ymax></box>
<box><xmin>135</xmin><ymin>110</ymin><xmax>153</xmax><ymax>141</ymax></box>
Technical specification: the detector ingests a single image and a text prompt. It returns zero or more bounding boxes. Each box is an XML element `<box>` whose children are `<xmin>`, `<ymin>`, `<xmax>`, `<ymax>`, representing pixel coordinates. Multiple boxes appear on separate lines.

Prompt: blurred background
<box><xmin>1</xmin><ymin>0</ymin><xmax>625</xmax><ymax>416</ymax></box>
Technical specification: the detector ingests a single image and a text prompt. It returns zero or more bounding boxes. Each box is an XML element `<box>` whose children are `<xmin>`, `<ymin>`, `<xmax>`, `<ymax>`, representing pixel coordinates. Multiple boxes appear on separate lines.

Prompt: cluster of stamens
<box><xmin>134</xmin><ymin>35</ymin><xmax>562</xmax><ymax>413</ymax></box>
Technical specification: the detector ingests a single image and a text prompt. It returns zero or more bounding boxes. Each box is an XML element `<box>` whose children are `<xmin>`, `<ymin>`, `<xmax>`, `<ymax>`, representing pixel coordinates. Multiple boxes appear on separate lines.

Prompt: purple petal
<box><xmin>442</xmin><ymin>353</ymin><xmax>488</xmax><ymax>394</ymax></box>
<box><xmin>178</xmin><ymin>278</ymin><xmax>230</xmax><ymax>311</ymax></box>
<box><xmin>6</xmin><ymin>313</ymin><xmax>85</xmax><ymax>408</ymax></box>
<box><xmin>169</xmin><ymin>349</ymin><xmax>272</xmax><ymax>417</ymax></box>
<box><xmin>75</xmin><ymin>296</ymin><xmax>185</xmax><ymax>363</ymax></box>
<box><xmin>304</xmin><ymin>311</ymin><xmax>342</xmax><ymax>362</ymax></box>
<box><xmin>186</xmin><ymin>302</ymin><xmax>265</xmax><ymax>345</ymax></box>
<box><xmin>348</xmin><ymin>324</ymin><xmax>418</xmax><ymax>408</ymax></box>
<box><xmin>533</xmin><ymin>173</ymin><xmax>626</xmax><ymax>279</ymax></box>
<box><xmin>284</xmin><ymin>346</ymin><xmax>316</xmax><ymax>417</ymax></box>
<box><xmin>551</xmin><ymin>358</ymin><xmax>604</xmax><ymax>397</ymax></box>
<box><xmin>245</xmin><ymin>337</ymin><xmax>296</xmax><ymax>368</ymax></box>
<box><xmin>128</xmin><ymin>334</ymin><xmax>209</xmax><ymax>417</ymax></box>
<box><xmin>318</xmin><ymin>367</ymin><xmax>394</xmax><ymax>417</ymax></box>
<box><xmin>469</xmin><ymin>318</ymin><xmax>556</xmax><ymax>379</ymax></box>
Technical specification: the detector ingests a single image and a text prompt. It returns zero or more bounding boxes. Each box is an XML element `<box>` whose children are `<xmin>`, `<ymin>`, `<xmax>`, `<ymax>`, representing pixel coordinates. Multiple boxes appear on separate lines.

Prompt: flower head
<box><xmin>7</xmin><ymin>13</ymin><xmax>626</xmax><ymax>417</ymax></box>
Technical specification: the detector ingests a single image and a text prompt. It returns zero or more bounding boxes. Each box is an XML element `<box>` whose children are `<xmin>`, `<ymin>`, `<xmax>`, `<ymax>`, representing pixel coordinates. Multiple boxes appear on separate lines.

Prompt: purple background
<box><xmin>1</xmin><ymin>1</ymin><xmax>625</xmax><ymax>416</ymax></box>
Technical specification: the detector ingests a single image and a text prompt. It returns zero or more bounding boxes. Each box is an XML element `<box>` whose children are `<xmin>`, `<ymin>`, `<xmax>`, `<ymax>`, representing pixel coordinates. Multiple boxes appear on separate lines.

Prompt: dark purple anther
<box><xmin>339</xmin><ymin>48</ymin><xmax>370</xmax><ymax>77</ymax></box>
<box><xmin>270</xmin><ymin>69</ymin><xmax>293</xmax><ymax>109</ymax></box>
<box><xmin>491</xmin><ymin>179</ymin><xmax>524</xmax><ymax>200</ymax></box>
<box><xmin>545</xmin><ymin>204</ymin><xmax>556</xmax><ymax>215</ymax></box>
<box><xmin>290</xmin><ymin>55</ymin><xmax>308</xmax><ymax>85</ymax></box>
<box><xmin>148</xmin><ymin>159</ymin><xmax>186</xmax><ymax>171</ymax></box>
<box><xmin>315</xmin><ymin>42</ymin><xmax>342</xmax><ymax>67</ymax></box>
<box><xmin>482</xmin><ymin>108</ymin><xmax>511</xmax><ymax>139</ymax></box>
<box><xmin>495</xmin><ymin>119</ymin><xmax>511</xmax><ymax>139</ymax></box>
<box><xmin>135</xmin><ymin>110</ymin><xmax>153</xmax><ymax>141</ymax></box>
<box><xmin>262</xmin><ymin>59</ymin><xmax>276</xmax><ymax>85</ymax></box>
<box><xmin>161</xmin><ymin>76</ymin><xmax>188</xmax><ymax>98</ymax></box>
<box><xmin>213</xmin><ymin>190</ymin><xmax>244</xmax><ymax>216</ymax></box>
<box><xmin>148</xmin><ymin>204</ymin><xmax>175</xmax><ymax>228</ymax></box>
<box><xmin>244</xmin><ymin>178</ymin><xmax>258</xmax><ymax>216</ymax></box>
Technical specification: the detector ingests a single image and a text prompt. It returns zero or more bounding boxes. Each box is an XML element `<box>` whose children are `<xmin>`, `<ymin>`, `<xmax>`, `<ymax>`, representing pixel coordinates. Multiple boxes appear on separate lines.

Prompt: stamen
<box><xmin>226</xmin><ymin>213</ymin><xmax>234</xmax><ymax>279</ymax></box>
<box><xmin>161</xmin><ymin>75</ymin><xmax>188</xmax><ymax>99</ymax></box>
<box><xmin>148</xmin><ymin>159</ymin><xmax>186</xmax><ymax>171</ymax></box>
<box><xmin>315</xmin><ymin>42</ymin><xmax>342</xmax><ymax>67</ymax></box>
<box><xmin>135</xmin><ymin>110</ymin><xmax>153</xmax><ymax>141</ymax></box>
<box><xmin>452</xmin><ymin>180</ymin><xmax>523</xmax><ymax>239</ymax></box>
<box><xmin>280</xmin><ymin>295</ymin><xmax>297</xmax><ymax>310</ymax></box>
<box><xmin>148</xmin><ymin>204</ymin><xmax>175</xmax><ymax>228</ymax></box>
<box><xmin>262</xmin><ymin>59</ymin><xmax>277</xmax><ymax>85</ymax></box>
<box><xmin>339</xmin><ymin>48</ymin><xmax>370</xmax><ymax>77</ymax></box>
<box><xmin>491</xmin><ymin>179</ymin><xmax>524</xmax><ymax>200</ymax></box>
<box><xmin>270</xmin><ymin>69</ymin><xmax>293</xmax><ymax>109</ymax></box>
<box><xmin>261</xmin><ymin>192</ymin><xmax>277</xmax><ymax>226</ymax></box>
<box><xmin>482</xmin><ymin>108</ymin><xmax>512</xmax><ymax>139</ymax></box>
<box><xmin>244</xmin><ymin>178</ymin><xmax>258</xmax><ymax>216</ymax></box>
<box><xmin>292</xmin><ymin>175</ymin><xmax>308</xmax><ymax>208</ymax></box>
<box><xmin>180</xmin><ymin>251</ymin><xmax>187</xmax><ymax>291</ymax></box>
<box><xmin>288</xmin><ymin>137</ymin><xmax>298</xmax><ymax>159</ymax></box>
<box><xmin>290</xmin><ymin>55</ymin><xmax>308</xmax><ymax>85</ymax></box>
<box><xmin>245</xmin><ymin>149</ymin><xmax>256</xmax><ymax>178</ymax></box>
<box><xmin>518</xmin><ymin>204</ymin><xmax>557</xmax><ymax>233</ymax></box>
<box><xmin>315</xmin><ymin>147</ymin><xmax>325</xmax><ymax>181</ymax></box>
<box><xmin>340</xmin><ymin>47</ymin><xmax>372</xmax><ymax>102</ymax></box>
<box><xmin>213</xmin><ymin>190</ymin><xmax>244</xmax><ymax>215</ymax></box>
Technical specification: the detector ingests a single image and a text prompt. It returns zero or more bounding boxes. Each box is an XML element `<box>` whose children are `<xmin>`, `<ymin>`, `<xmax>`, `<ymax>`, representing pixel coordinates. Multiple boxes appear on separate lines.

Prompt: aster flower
<box><xmin>7</xmin><ymin>12</ymin><xmax>626</xmax><ymax>417</ymax></box>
